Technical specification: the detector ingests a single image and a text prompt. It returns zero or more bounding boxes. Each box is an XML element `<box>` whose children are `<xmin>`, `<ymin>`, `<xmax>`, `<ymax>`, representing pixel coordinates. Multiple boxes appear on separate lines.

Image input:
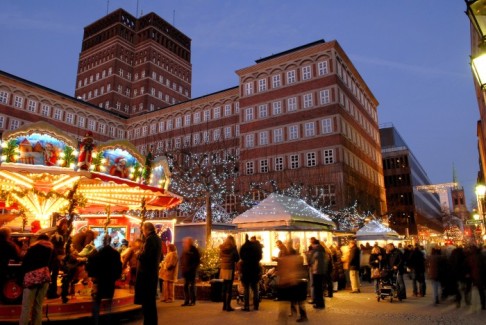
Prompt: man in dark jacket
<box><xmin>239</xmin><ymin>234</ymin><xmax>263</xmax><ymax>311</ymax></box>
<box><xmin>0</xmin><ymin>227</ymin><xmax>20</xmax><ymax>292</ymax></box>
<box><xmin>348</xmin><ymin>240</ymin><xmax>361</xmax><ymax>293</ymax></box>
<box><xmin>87</xmin><ymin>235</ymin><xmax>122</xmax><ymax>325</ymax></box>
<box><xmin>180</xmin><ymin>236</ymin><xmax>200</xmax><ymax>306</ymax></box>
<box><xmin>385</xmin><ymin>243</ymin><xmax>406</xmax><ymax>299</ymax></box>
<box><xmin>47</xmin><ymin>219</ymin><xmax>68</xmax><ymax>298</ymax></box>
<box><xmin>307</xmin><ymin>238</ymin><xmax>326</xmax><ymax>309</ymax></box>
<box><xmin>408</xmin><ymin>244</ymin><xmax>426</xmax><ymax>297</ymax></box>
<box><xmin>135</xmin><ymin>222</ymin><xmax>162</xmax><ymax>325</ymax></box>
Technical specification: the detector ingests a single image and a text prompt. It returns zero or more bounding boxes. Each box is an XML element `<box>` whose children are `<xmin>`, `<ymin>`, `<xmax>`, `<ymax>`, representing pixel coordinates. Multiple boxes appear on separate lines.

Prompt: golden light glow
<box><xmin>472</xmin><ymin>53</ymin><xmax>486</xmax><ymax>88</ymax></box>
<box><xmin>476</xmin><ymin>184</ymin><xmax>486</xmax><ymax>196</ymax></box>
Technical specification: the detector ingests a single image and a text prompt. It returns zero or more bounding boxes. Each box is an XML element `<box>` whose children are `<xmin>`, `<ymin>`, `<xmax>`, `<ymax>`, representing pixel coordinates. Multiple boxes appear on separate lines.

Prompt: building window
<box><xmin>272</xmin><ymin>74</ymin><xmax>281</xmax><ymax>88</ymax></box>
<box><xmin>289</xmin><ymin>154</ymin><xmax>299</xmax><ymax>169</ymax></box>
<box><xmin>259</xmin><ymin>131</ymin><xmax>269</xmax><ymax>145</ymax></box>
<box><xmin>323</xmin><ymin>149</ymin><xmax>334</xmax><ymax>164</ymax></box>
<box><xmin>322</xmin><ymin>118</ymin><xmax>333</xmax><ymax>134</ymax></box>
<box><xmin>65</xmin><ymin>113</ymin><xmax>74</xmax><ymax>124</ymax></box>
<box><xmin>258</xmin><ymin>78</ymin><xmax>267</xmax><ymax>92</ymax></box>
<box><xmin>260</xmin><ymin>159</ymin><xmax>269</xmax><ymax>173</ymax></box>
<box><xmin>27</xmin><ymin>100</ymin><xmax>37</xmax><ymax>112</ymax></box>
<box><xmin>184</xmin><ymin>136</ymin><xmax>191</xmax><ymax>147</ymax></box>
<box><xmin>175</xmin><ymin>117</ymin><xmax>182</xmax><ymax>128</ymax></box>
<box><xmin>0</xmin><ymin>91</ymin><xmax>8</xmax><ymax>104</ymax></box>
<box><xmin>318</xmin><ymin>61</ymin><xmax>329</xmax><ymax>75</ymax></box>
<box><xmin>235</xmin><ymin>102</ymin><xmax>240</xmax><ymax>113</ymax></box>
<box><xmin>303</xmin><ymin>93</ymin><xmax>313</xmax><ymax>108</ymax></box>
<box><xmin>246</xmin><ymin>134</ymin><xmax>255</xmax><ymax>148</ymax></box>
<box><xmin>320</xmin><ymin>89</ymin><xmax>330</xmax><ymax>104</ymax></box>
<box><xmin>110</xmin><ymin>126</ymin><xmax>116</xmax><ymax>137</ymax></box>
<box><xmin>246</xmin><ymin>161</ymin><xmax>254</xmax><ymax>175</ymax></box>
<box><xmin>203</xmin><ymin>131</ymin><xmax>209</xmax><ymax>143</ymax></box>
<box><xmin>185</xmin><ymin>114</ymin><xmax>191</xmax><ymax>126</ymax></box>
<box><xmin>193</xmin><ymin>133</ymin><xmax>200</xmax><ymax>145</ymax></box>
<box><xmin>0</xmin><ymin>116</ymin><xmax>4</xmax><ymax>128</ymax></box>
<box><xmin>214</xmin><ymin>107</ymin><xmax>221</xmax><ymax>119</ymax></box>
<box><xmin>203</xmin><ymin>110</ymin><xmax>210</xmax><ymax>122</ymax></box>
<box><xmin>78</xmin><ymin>116</ymin><xmax>85</xmax><ymax>128</ymax></box>
<box><xmin>272</xmin><ymin>101</ymin><xmax>282</xmax><ymax>115</ymax></box>
<box><xmin>99</xmin><ymin>124</ymin><xmax>106</xmax><ymax>134</ymax></box>
<box><xmin>142</xmin><ymin>125</ymin><xmax>148</xmax><ymax>136</ymax></box>
<box><xmin>87</xmin><ymin>119</ymin><xmax>96</xmax><ymax>131</ymax></box>
<box><xmin>194</xmin><ymin>112</ymin><xmax>201</xmax><ymax>124</ymax></box>
<box><xmin>245</xmin><ymin>107</ymin><xmax>254</xmax><ymax>121</ymax></box>
<box><xmin>307</xmin><ymin>152</ymin><xmax>317</xmax><ymax>167</ymax></box>
<box><xmin>166</xmin><ymin>120</ymin><xmax>173</xmax><ymax>130</ymax></box>
<box><xmin>287</xmin><ymin>97</ymin><xmax>297</xmax><ymax>111</ymax></box>
<box><xmin>302</xmin><ymin>66</ymin><xmax>312</xmax><ymax>80</ymax></box>
<box><xmin>9</xmin><ymin>119</ymin><xmax>20</xmax><ymax>130</ymax></box>
<box><xmin>245</xmin><ymin>82</ymin><xmax>253</xmax><ymax>96</ymax></box>
<box><xmin>158</xmin><ymin>121</ymin><xmax>165</xmax><ymax>132</ymax></box>
<box><xmin>224</xmin><ymin>104</ymin><xmax>232</xmax><ymax>116</ymax></box>
<box><xmin>258</xmin><ymin>105</ymin><xmax>268</xmax><ymax>118</ymax></box>
<box><xmin>224</xmin><ymin>127</ymin><xmax>232</xmax><ymax>139</ymax></box>
<box><xmin>14</xmin><ymin>96</ymin><xmax>23</xmax><ymax>108</ymax></box>
<box><xmin>288</xmin><ymin>125</ymin><xmax>299</xmax><ymax>140</ymax></box>
<box><xmin>175</xmin><ymin>138</ymin><xmax>181</xmax><ymax>149</ymax></box>
<box><xmin>275</xmin><ymin>157</ymin><xmax>283</xmax><ymax>171</ymax></box>
<box><xmin>213</xmin><ymin>129</ymin><xmax>221</xmax><ymax>141</ymax></box>
<box><xmin>235</xmin><ymin>125</ymin><xmax>240</xmax><ymax>136</ymax></box>
<box><xmin>304</xmin><ymin>122</ymin><xmax>315</xmax><ymax>137</ymax></box>
<box><xmin>287</xmin><ymin>70</ymin><xmax>296</xmax><ymax>84</ymax></box>
<box><xmin>273</xmin><ymin>128</ymin><xmax>283</xmax><ymax>143</ymax></box>
<box><xmin>53</xmin><ymin>109</ymin><xmax>62</xmax><ymax>120</ymax></box>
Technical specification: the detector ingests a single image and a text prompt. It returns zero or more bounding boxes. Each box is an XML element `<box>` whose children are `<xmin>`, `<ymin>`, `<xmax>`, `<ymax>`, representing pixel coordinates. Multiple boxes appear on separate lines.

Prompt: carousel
<box><xmin>0</xmin><ymin>122</ymin><xmax>182</xmax><ymax>321</ymax></box>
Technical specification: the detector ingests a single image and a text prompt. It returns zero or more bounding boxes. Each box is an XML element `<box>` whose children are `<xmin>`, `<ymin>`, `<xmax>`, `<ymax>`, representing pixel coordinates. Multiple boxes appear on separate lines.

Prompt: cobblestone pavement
<box><xmin>117</xmin><ymin>280</ymin><xmax>485</xmax><ymax>325</ymax></box>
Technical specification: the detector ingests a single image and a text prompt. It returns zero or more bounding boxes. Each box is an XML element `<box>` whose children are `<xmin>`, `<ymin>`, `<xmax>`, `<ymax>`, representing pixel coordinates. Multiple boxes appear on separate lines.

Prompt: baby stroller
<box><xmin>377</xmin><ymin>269</ymin><xmax>401</xmax><ymax>303</ymax></box>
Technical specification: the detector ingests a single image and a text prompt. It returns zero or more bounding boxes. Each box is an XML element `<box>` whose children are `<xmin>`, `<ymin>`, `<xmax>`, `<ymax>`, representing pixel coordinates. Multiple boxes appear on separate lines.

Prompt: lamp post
<box><xmin>475</xmin><ymin>184</ymin><xmax>486</xmax><ymax>243</ymax></box>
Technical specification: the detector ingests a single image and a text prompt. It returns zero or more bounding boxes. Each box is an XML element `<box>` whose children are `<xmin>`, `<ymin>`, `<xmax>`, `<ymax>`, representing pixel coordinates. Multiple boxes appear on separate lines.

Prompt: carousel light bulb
<box><xmin>92</xmin><ymin>152</ymin><xmax>97</xmax><ymax>158</ymax></box>
<box><xmin>60</xmin><ymin>152</ymin><xmax>66</xmax><ymax>158</ymax></box>
<box><xmin>1</xmin><ymin>155</ymin><xmax>6</xmax><ymax>161</ymax></box>
<box><xmin>101</xmin><ymin>158</ymin><xmax>107</xmax><ymax>164</ymax></box>
<box><xmin>1</xmin><ymin>142</ymin><xmax>6</xmax><ymax>148</ymax></box>
<box><xmin>72</xmin><ymin>150</ymin><xmax>79</xmax><ymax>156</ymax></box>
<box><xmin>58</xmin><ymin>159</ymin><xmax>64</xmax><ymax>165</ymax></box>
<box><xmin>69</xmin><ymin>163</ymin><xmax>75</xmax><ymax>169</ymax></box>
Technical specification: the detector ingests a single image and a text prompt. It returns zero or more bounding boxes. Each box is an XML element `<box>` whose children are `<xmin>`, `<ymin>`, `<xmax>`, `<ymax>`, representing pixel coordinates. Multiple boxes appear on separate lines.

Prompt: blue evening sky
<box><xmin>0</xmin><ymin>1</ymin><xmax>479</xmax><ymax>206</ymax></box>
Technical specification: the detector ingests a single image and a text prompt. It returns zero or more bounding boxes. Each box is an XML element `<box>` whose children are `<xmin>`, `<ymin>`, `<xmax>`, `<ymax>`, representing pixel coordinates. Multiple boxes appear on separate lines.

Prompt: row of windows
<box><xmin>244</xmin><ymin>60</ymin><xmax>329</xmax><ymax>96</ymax></box>
<box><xmin>0</xmin><ymin>91</ymin><xmax>124</xmax><ymax>138</ymax></box>
<box><xmin>244</xmin><ymin>89</ymin><xmax>331</xmax><ymax>122</ymax></box>
<box><xmin>342</xmin><ymin>148</ymin><xmax>383</xmax><ymax>187</ymax></box>
<box><xmin>383</xmin><ymin>156</ymin><xmax>409</xmax><ymax>170</ymax></box>
<box><xmin>245</xmin><ymin>149</ymin><xmax>335</xmax><ymax>175</ymax></box>
<box><xmin>129</xmin><ymin>103</ymin><xmax>240</xmax><ymax>139</ymax></box>
<box><xmin>341</xmin><ymin>119</ymin><xmax>380</xmax><ymax>165</ymax></box>
<box><xmin>384</xmin><ymin>174</ymin><xmax>411</xmax><ymax>188</ymax></box>
<box><xmin>244</xmin><ymin>118</ymin><xmax>333</xmax><ymax>148</ymax></box>
<box><xmin>336</xmin><ymin>59</ymin><xmax>376</xmax><ymax>119</ymax></box>
<box><xmin>0</xmin><ymin>115</ymin><xmax>21</xmax><ymax>131</ymax></box>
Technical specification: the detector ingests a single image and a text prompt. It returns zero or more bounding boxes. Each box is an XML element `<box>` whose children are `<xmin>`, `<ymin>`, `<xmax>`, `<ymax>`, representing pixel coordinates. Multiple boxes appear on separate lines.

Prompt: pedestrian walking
<box><xmin>160</xmin><ymin>243</ymin><xmax>178</xmax><ymax>303</ymax></box>
<box><xmin>408</xmin><ymin>243</ymin><xmax>426</xmax><ymax>297</ymax></box>
<box><xmin>427</xmin><ymin>247</ymin><xmax>446</xmax><ymax>305</ymax></box>
<box><xmin>135</xmin><ymin>222</ymin><xmax>162</xmax><ymax>325</ymax></box>
<box><xmin>384</xmin><ymin>243</ymin><xmax>406</xmax><ymax>300</ymax></box>
<box><xmin>239</xmin><ymin>234</ymin><xmax>263</xmax><ymax>311</ymax></box>
<box><xmin>87</xmin><ymin>235</ymin><xmax>122</xmax><ymax>325</ymax></box>
<box><xmin>330</xmin><ymin>243</ymin><xmax>344</xmax><ymax>292</ymax></box>
<box><xmin>307</xmin><ymin>237</ymin><xmax>326</xmax><ymax>309</ymax></box>
<box><xmin>348</xmin><ymin>240</ymin><xmax>361</xmax><ymax>293</ymax></box>
<box><xmin>369</xmin><ymin>245</ymin><xmax>383</xmax><ymax>295</ymax></box>
<box><xmin>180</xmin><ymin>237</ymin><xmax>200</xmax><ymax>307</ymax></box>
<box><xmin>219</xmin><ymin>235</ymin><xmax>239</xmax><ymax>311</ymax></box>
<box><xmin>19</xmin><ymin>234</ymin><xmax>53</xmax><ymax>325</ymax></box>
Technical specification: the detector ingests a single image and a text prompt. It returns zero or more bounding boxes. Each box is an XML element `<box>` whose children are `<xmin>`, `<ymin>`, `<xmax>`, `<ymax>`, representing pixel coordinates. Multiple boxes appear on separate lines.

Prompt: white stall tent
<box><xmin>233</xmin><ymin>193</ymin><xmax>335</xmax><ymax>263</ymax></box>
<box><xmin>356</xmin><ymin>220</ymin><xmax>402</xmax><ymax>246</ymax></box>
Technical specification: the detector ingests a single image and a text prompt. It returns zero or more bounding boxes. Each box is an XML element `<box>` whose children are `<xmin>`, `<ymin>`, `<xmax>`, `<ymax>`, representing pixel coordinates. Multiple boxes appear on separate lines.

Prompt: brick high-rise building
<box><xmin>75</xmin><ymin>9</ymin><xmax>191</xmax><ymax>117</ymax></box>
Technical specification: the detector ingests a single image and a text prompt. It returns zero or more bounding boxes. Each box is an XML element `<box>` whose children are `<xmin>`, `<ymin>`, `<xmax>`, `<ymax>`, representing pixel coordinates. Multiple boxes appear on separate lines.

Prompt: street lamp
<box><xmin>471</xmin><ymin>52</ymin><xmax>486</xmax><ymax>89</ymax></box>
<box><xmin>467</xmin><ymin>0</ymin><xmax>486</xmax><ymax>41</ymax></box>
<box><xmin>475</xmin><ymin>184</ymin><xmax>486</xmax><ymax>241</ymax></box>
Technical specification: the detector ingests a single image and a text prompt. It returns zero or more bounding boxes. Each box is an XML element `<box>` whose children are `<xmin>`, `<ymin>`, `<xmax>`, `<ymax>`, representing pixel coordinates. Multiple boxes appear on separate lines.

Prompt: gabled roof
<box><xmin>356</xmin><ymin>220</ymin><xmax>400</xmax><ymax>240</ymax></box>
<box><xmin>232</xmin><ymin>193</ymin><xmax>335</xmax><ymax>230</ymax></box>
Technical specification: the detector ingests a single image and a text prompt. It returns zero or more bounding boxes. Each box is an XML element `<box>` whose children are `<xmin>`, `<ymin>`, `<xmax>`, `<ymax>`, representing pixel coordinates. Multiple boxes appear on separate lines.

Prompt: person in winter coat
<box><xmin>0</xmin><ymin>227</ymin><xmax>20</xmax><ymax>292</ymax></box>
<box><xmin>467</xmin><ymin>245</ymin><xmax>486</xmax><ymax>310</ymax></box>
<box><xmin>348</xmin><ymin>240</ymin><xmax>361</xmax><ymax>293</ymax></box>
<box><xmin>307</xmin><ymin>237</ymin><xmax>326</xmax><ymax>309</ymax></box>
<box><xmin>369</xmin><ymin>245</ymin><xmax>383</xmax><ymax>295</ymax></box>
<box><xmin>135</xmin><ymin>222</ymin><xmax>162</xmax><ymax>325</ymax></box>
<box><xmin>219</xmin><ymin>235</ymin><xmax>239</xmax><ymax>311</ymax></box>
<box><xmin>427</xmin><ymin>247</ymin><xmax>446</xmax><ymax>305</ymax></box>
<box><xmin>330</xmin><ymin>243</ymin><xmax>345</xmax><ymax>291</ymax></box>
<box><xmin>19</xmin><ymin>234</ymin><xmax>53</xmax><ymax>325</ymax></box>
<box><xmin>47</xmin><ymin>219</ymin><xmax>68</xmax><ymax>299</ymax></box>
<box><xmin>180</xmin><ymin>237</ymin><xmax>200</xmax><ymax>307</ymax></box>
<box><xmin>121</xmin><ymin>238</ymin><xmax>142</xmax><ymax>293</ymax></box>
<box><xmin>239</xmin><ymin>234</ymin><xmax>263</xmax><ymax>311</ymax></box>
<box><xmin>408</xmin><ymin>243</ymin><xmax>426</xmax><ymax>297</ymax></box>
<box><xmin>385</xmin><ymin>243</ymin><xmax>406</xmax><ymax>299</ymax></box>
<box><xmin>160</xmin><ymin>243</ymin><xmax>178</xmax><ymax>303</ymax></box>
<box><xmin>87</xmin><ymin>235</ymin><xmax>122</xmax><ymax>325</ymax></box>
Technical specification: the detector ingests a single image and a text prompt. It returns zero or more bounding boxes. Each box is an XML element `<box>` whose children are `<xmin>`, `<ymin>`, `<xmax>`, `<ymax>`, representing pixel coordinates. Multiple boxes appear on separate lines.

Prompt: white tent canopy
<box><xmin>232</xmin><ymin>193</ymin><xmax>335</xmax><ymax>230</ymax></box>
<box><xmin>356</xmin><ymin>220</ymin><xmax>400</xmax><ymax>241</ymax></box>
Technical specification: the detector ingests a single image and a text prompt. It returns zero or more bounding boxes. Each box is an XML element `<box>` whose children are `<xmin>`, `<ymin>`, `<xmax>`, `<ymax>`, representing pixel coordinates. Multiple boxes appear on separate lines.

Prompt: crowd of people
<box><xmin>3</xmin><ymin>220</ymin><xmax>486</xmax><ymax>324</ymax></box>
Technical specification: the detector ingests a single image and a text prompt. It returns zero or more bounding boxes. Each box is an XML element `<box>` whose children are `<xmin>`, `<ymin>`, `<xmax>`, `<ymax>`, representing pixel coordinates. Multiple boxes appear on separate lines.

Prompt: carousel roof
<box><xmin>356</xmin><ymin>220</ymin><xmax>400</xmax><ymax>240</ymax></box>
<box><xmin>232</xmin><ymin>193</ymin><xmax>335</xmax><ymax>230</ymax></box>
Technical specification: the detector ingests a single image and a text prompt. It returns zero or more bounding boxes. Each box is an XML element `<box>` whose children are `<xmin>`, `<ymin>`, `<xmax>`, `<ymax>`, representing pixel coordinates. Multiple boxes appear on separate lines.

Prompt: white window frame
<box><xmin>322</xmin><ymin>118</ymin><xmax>333</xmax><ymax>134</ymax></box>
<box><xmin>260</xmin><ymin>159</ymin><xmax>269</xmax><ymax>173</ymax></box>
<box><xmin>258</xmin><ymin>105</ymin><xmax>268</xmax><ymax>118</ymax></box>
<box><xmin>14</xmin><ymin>96</ymin><xmax>23</xmax><ymax>108</ymax></box>
<box><xmin>273</xmin><ymin>128</ymin><xmax>283</xmax><ymax>143</ymax></box>
<box><xmin>289</xmin><ymin>154</ymin><xmax>299</xmax><ymax>169</ymax></box>
<box><xmin>302</xmin><ymin>66</ymin><xmax>312</xmax><ymax>80</ymax></box>
<box><xmin>246</xmin><ymin>134</ymin><xmax>255</xmax><ymax>148</ymax></box>
<box><xmin>194</xmin><ymin>112</ymin><xmax>201</xmax><ymax>124</ymax></box>
<box><xmin>287</xmin><ymin>97</ymin><xmax>297</xmax><ymax>112</ymax></box>
<box><xmin>320</xmin><ymin>89</ymin><xmax>330</xmax><ymax>104</ymax></box>
<box><xmin>306</xmin><ymin>152</ymin><xmax>317</xmax><ymax>167</ymax></box>
<box><xmin>245</xmin><ymin>82</ymin><xmax>253</xmax><ymax>95</ymax></box>
<box><xmin>287</xmin><ymin>70</ymin><xmax>296</xmax><ymax>84</ymax></box>
<box><xmin>272</xmin><ymin>74</ymin><xmax>281</xmax><ymax>88</ymax></box>
<box><xmin>214</xmin><ymin>107</ymin><xmax>221</xmax><ymax>119</ymax></box>
<box><xmin>224</xmin><ymin>104</ymin><xmax>232</xmax><ymax>116</ymax></box>
<box><xmin>258</xmin><ymin>78</ymin><xmax>267</xmax><ymax>92</ymax></box>
<box><xmin>288</xmin><ymin>125</ymin><xmax>299</xmax><ymax>140</ymax></box>
<box><xmin>27</xmin><ymin>100</ymin><xmax>37</xmax><ymax>112</ymax></box>
<box><xmin>259</xmin><ymin>131</ymin><xmax>269</xmax><ymax>146</ymax></box>
<box><xmin>0</xmin><ymin>91</ymin><xmax>8</xmax><ymax>104</ymax></box>
<box><xmin>303</xmin><ymin>93</ymin><xmax>313</xmax><ymax>108</ymax></box>
<box><xmin>304</xmin><ymin>122</ymin><xmax>315</xmax><ymax>137</ymax></box>
<box><xmin>275</xmin><ymin>156</ymin><xmax>284</xmax><ymax>171</ymax></box>
<box><xmin>245</xmin><ymin>107</ymin><xmax>254</xmax><ymax>121</ymax></box>
<box><xmin>272</xmin><ymin>101</ymin><xmax>282</xmax><ymax>115</ymax></box>
<box><xmin>318</xmin><ymin>61</ymin><xmax>329</xmax><ymax>76</ymax></box>
<box><xmin>246</xmin><ymin>161</ymin><xmax>254</xmax><ymax>175</ymax></box>
<box><xmin>323</xmin><ymin>149</ymin><xmax>334</xmax><ymax>164</ymax></box>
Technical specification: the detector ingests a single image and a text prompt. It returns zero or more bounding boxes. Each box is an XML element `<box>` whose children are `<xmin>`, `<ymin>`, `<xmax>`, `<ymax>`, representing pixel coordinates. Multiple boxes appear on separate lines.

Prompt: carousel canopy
<box><xmin>232</xmin><ymin>193</ymin><xmax>335</xmax><ymax>230</ymax></box>
<box><xmin>356</xmin><ymin>220</ymin><xmax>400</xmax><ymax>241</ymax></box>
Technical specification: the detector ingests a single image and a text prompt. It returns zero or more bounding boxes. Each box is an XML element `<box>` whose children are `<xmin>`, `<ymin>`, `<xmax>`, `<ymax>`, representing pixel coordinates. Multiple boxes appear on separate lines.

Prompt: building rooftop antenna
<box><xmin>106</xmin><ymin>0</ymin><xmax>109</xmax><ymax>14</ymax></box>
<box><xmin>173</xmin><ymin>10</ymin><xmax>176</xmax><ymax>26</ymax></box>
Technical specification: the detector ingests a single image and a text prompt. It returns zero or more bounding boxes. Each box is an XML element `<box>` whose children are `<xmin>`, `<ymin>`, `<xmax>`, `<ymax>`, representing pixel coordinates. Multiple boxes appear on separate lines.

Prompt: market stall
<box><xmin>356</xmin><ymin>220</ymin><xmax>403</xmax><ymax>247</ymax></box>
<box><xmin>232</xmin><ymin>193</ymin><xmax>335</xmax><ymax>264</ymax></box>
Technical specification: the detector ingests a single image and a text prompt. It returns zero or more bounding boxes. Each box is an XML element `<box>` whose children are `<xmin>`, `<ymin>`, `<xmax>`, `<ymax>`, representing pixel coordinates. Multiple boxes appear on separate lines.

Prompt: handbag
<box><xmin>23</xmin><ymin>266</ymin><xmax>51</xmax><ymax>288</ymax></box>
<box><xmin>371</xmin><ymin>267</ymin><xmax>381</xmax><ymax>279</ymax></box>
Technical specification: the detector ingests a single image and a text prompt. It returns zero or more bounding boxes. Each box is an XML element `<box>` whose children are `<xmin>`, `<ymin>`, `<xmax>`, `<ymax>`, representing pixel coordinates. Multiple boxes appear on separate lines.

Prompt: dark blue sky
<box><xmin>0</xmin><ymin>1</ymin><xmax>479</xmax><ymax>205</ymax></box>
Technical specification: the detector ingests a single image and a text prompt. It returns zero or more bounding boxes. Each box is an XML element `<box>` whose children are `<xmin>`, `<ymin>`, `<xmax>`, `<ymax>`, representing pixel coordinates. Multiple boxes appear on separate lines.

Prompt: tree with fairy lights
<box><xmin>166</xmin><ymin>142</ymin><xmax>238</xmax><ymax>244</ymax></box>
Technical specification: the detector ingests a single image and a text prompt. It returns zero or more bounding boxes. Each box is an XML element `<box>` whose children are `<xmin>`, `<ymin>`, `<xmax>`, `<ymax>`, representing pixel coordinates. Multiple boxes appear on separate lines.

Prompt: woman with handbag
<box><xmin>369</xmin><ymin>245</ymin><xmax>383</xmax><ymax>296</ymax></box>
<box><xmin>19</xmin><ymin>234</ymin><xmax>54</xmax><ymax>325</ymax></box>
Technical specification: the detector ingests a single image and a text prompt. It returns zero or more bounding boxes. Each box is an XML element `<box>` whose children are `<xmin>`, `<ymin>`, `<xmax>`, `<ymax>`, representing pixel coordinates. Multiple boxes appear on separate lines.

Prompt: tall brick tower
<box><xmin>75</xmin><ymin>8</ymin><xmax>191</xmax><ymax>117</ymax></box>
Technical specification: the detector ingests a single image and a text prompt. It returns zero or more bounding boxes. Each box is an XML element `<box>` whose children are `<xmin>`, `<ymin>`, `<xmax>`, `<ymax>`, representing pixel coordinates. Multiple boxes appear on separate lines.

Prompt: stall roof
<box><xmin>232</xmin><ymin>193</ymin><xmax>335</xmax><ymax>230</ymax></box>
<box><xmin>356</xmin><ymin>220</ymin><xmax>400</xmax><ymax>240</ymax></box>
